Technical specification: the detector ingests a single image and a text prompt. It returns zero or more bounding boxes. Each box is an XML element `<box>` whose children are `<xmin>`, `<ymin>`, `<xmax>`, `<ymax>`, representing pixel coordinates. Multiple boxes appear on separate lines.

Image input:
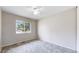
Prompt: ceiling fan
<box><xmin>29</xmin><ymin>6</ymin><xmax>43</xmax><ymax>15</ymax></box>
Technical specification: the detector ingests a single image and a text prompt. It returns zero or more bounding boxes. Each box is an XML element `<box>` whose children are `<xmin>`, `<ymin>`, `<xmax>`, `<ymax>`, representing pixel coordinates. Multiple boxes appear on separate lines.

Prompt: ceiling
<box><xmin>0</xmin><ymin>6</ymin><xmax>76</xmax><ymax>20</ymax></box>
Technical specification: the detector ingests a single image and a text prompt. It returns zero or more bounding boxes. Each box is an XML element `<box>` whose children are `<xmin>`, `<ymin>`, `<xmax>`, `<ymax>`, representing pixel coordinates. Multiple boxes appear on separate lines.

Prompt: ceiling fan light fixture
<box><xmin>31</xmin><ymin>6</ymin><xmax>41</xmax><ymax>15</ymax></box>
<box><xmin>33</xmin><ymin>9</ymin><xmax>40</xmax><ymax>15</ymax></box>
<box><xmin>33</xmin><ymin>11</ymin><xmax>40</xmax><ymax>15</ymax></box>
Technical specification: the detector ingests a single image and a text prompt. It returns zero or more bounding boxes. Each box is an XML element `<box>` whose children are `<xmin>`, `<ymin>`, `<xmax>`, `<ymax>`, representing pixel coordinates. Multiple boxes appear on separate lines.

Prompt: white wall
<box><xmin>2</xmin><ymin>11</ymin><xmax>37</xmax><ymax>47</ymax></box>
<box><xmin>38</xmin><ymin>8</ymin><xmax>77</xmax><ymax>50</ymax></box>
<box><xmin>0</xmin><ymin>8</ymin><xmax>2</xmax><ymax>52</ymax></box>
<box><xmin>77</xmin><ymin>7</ymin><xmax>79</xmax><ymax>52</ymax></box>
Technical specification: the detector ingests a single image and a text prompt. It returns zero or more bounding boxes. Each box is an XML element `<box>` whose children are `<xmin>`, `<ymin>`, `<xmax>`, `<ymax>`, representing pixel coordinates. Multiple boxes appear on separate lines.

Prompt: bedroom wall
<box><xmin>77</xmin><ymin>7</ymin><xmax>79</xmax><ymax>52</ymax></box>
<box><xmin>2</xmin><ymin>11</ymin><xmax>38</xmax><ymax>47</ymax></box>
<box><xmin>38</xmin><ymin>8</ymin><xmax>77</xmax><ymax>50</ymax></box>
<box><xmin>0</xmin><ymin>8</ymin><xmax>2</xmax><ymax>52</ymax></box>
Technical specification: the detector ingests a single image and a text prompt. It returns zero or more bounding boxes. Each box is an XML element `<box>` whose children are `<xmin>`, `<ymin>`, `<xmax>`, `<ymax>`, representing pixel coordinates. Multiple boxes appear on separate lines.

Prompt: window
<box><xmin>16</xmin><ymin>20</ymin><xmax>31</xmax><ymax>34</ymax></box>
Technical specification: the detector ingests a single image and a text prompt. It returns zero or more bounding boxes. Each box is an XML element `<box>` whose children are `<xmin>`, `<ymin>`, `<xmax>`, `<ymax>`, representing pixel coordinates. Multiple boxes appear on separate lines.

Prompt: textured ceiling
<box><xmin>1</xmin><ymin>6</ymin><xmax>76</xmax><ymax>20</ymax></box>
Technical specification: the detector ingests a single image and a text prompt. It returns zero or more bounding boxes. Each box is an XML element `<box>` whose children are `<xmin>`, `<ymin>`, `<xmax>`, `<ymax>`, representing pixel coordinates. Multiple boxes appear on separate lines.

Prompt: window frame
<box><xmin>16</xmin><ymin>20</ymin><xmax>31</xmax><ymax>34</ymax></box>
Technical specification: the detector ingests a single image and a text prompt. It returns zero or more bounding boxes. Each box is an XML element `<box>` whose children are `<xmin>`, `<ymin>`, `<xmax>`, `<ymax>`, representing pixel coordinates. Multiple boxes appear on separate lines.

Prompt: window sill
<box><xmin>16</xmin><ymin>32</ymin><xmax>31</xmax><ymax>34</ymax></box>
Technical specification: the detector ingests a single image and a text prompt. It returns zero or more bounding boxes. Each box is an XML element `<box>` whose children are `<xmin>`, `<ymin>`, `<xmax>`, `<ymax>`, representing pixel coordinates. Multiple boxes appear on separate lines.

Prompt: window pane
<box><xmin>16</xmin><ymin>20</ymin><xmax>25</xmax><ymax>33</ymax></box>
<box><xmin>25</xmin><ymin>22</ymin><xmax>30</xmax><ymax>32</ymax></box>
<box><xmin>16</xmin><ymin>20</ymin><xmax>31</xmax><ymax>34</ymax></box>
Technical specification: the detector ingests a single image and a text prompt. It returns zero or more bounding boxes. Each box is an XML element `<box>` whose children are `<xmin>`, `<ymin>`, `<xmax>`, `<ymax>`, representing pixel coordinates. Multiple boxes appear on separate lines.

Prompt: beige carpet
<box><xmin>2</xmin><ymin>40</ymin><xmax>76</xmax><ymax>53</ymax></box>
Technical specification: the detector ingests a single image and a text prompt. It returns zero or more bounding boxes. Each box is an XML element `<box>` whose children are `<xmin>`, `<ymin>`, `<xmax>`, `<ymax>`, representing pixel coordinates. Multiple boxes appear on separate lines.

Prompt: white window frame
<box><xmin>16</xmin><ymin>20</ymin><xmax>31</xmax><ymax>34</ymax></box>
